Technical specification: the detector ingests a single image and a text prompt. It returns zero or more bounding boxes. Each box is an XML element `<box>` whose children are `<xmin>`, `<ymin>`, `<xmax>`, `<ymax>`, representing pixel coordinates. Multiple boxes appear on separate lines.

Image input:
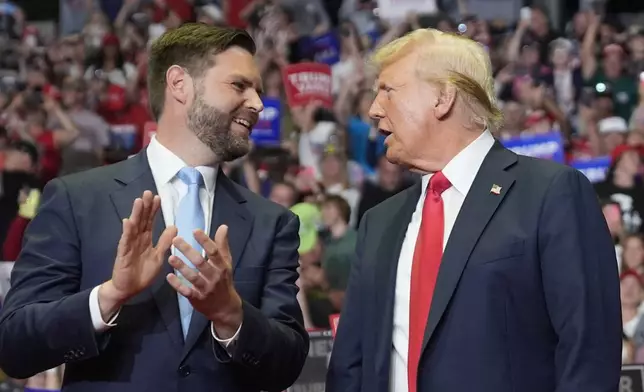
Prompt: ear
<box><xmin>166</xmin><ymin>65</ymin><xmax>193</xmax><ymax>107</ymax></box>
<box><xmin>434</xmin><ymin>84</ymin><xmax>457</xmax><ymax>120</ymax></box>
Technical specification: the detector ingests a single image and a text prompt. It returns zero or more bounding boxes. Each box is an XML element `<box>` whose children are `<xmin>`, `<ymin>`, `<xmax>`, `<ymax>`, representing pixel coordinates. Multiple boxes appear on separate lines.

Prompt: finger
<box><xmin>145</xmin><ymin>195</ymin><xmax>161</xmax><ymax>233</ymax></box>
<box><xmin>168</xmin><ymin>255</ymin><xmax>208</xmax><ymax>290</ymax></box>
<box><xmin>116</xmin><ymin>218</ymin><xmax>133</xmax><ymax>259</ymax></box>
<box><xmin>166</xmin><ymin>273</ymin><xmax>195</xmax><ymax>298</ymax></box>
<box><xmin>138</xmin><ymin>191</ymin><xmax>154</xmax><ymax>232</ymax></box>
<box><xmin>155</xmin><ymin>225</ymin><xmax>177</xmax><ymax>256</ymax></box>
<box><xmin>193</xmin><ymin>229</ymin><xmax>219</xmax><ymax>273</ymax></box>
<box><xmin>172</xmin><ymin>237</ymin><xmax>206</xmax><ymax>268</ymax></box>
<box><xmin>213</xmin><ymin>225</ymin><xmax>232</xmax><ymax>268</ymax></box>
<box><xmin>129</xmin><ymin>198</ymin><xmax>143</xmax><ymax>229</ymax></box>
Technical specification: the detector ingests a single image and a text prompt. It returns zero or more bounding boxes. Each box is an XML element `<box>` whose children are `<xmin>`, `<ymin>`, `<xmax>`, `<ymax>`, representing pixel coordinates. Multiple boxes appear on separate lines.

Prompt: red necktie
<box><xmin>408</xmin><ymin>171</ymin><xmax>451</xmax><ymax>392</ymax></box>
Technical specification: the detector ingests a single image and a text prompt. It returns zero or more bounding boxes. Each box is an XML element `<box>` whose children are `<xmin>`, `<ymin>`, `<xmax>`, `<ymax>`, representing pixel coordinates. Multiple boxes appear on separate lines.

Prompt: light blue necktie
<box><xmin>175</xmin><ymin>167</ymin><xmax>205</xmax><ymax>338</ymax></box>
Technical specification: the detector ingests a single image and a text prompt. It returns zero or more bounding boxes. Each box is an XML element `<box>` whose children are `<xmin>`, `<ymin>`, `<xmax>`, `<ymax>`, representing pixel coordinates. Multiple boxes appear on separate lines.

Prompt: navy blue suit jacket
<box><xmin>0</xmin><ymin>151</ymin><xmax>309</xmax><ymax>392</ymax></box>
<box><xmin>327</xmin><ymin>143</ymin><xmax>622</xmax><ymax>392</ymax></box>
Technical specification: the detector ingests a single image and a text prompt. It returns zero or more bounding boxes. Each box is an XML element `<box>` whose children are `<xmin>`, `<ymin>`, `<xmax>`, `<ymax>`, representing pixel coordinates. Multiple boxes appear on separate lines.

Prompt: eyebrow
<box><xmin>373</xmin><ymin>80</ymin><xmax>397</xmax><ymax>92</ymax></box>
<box><xmin>231</xmin><ymin>74</ymin><xmax>264</xmax><ymax>96</ymax></box>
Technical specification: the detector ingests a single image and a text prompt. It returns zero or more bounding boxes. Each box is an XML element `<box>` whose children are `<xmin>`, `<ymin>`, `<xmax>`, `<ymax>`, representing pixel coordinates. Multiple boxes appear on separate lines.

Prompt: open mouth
<box><xmin>379</xmin><ymin>129</ymin><xmax>392</xmax><ymax>137</ymax></box>
<box><xmin>233</xmin><ymin>117</ymin><xmax>252</xmax><ymax>131</ymax></box>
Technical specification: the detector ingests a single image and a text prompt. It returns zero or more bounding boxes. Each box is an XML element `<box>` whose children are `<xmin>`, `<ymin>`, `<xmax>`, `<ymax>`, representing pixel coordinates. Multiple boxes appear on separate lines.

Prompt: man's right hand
<box><xmin>98</xmin><ymin>190</ymin><xmax>177</xmax><ymax>322</ymax></box>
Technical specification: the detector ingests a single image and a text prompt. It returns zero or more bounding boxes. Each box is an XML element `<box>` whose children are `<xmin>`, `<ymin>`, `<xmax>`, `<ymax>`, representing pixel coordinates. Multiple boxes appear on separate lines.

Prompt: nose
<box><xmin>246</xmin><ymin>89</ymin><xmax>264</xmax><ymax>113</ymax></box>
<box><xmin>368</xmin><ymin>99</ymin><xmax>384</xmax><ymax>121</ymax></box>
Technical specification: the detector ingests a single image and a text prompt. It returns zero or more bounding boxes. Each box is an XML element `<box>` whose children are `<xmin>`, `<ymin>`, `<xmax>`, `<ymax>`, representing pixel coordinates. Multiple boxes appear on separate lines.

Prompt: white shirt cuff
<box><xmin>211</xmin><ymin>322</ymin><xmax>242</xmax><ymax>354</ymax></box>
<box><xmin>89</xmin><ymin>285</ymin><xmax>120</xmax><ymax>332</ymax></box>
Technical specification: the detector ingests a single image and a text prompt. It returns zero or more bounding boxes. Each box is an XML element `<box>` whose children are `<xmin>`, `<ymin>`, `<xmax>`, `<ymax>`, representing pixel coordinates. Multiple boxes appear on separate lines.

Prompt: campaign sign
<box><xmin>570</xmin><ymin>156</ymin><xmax>611</xmax><ymax>183</ymax></box>
<box><xmin>252</xmin><ymin>98</ymin><xmax>281</xmax><ymax>147</ymax></box>
<box><xmin>286</xmin><ymin>330</ymin><xmax>333</xmax><ymax>392</ymax></box>
<box><xmin>502</xmin><ymin>132</ymin><xmax>565</xmax><ymax>163</ymax></box>
<box><xmin>283</xmin><ymin>62</ymin><xmax>333</xmax><ymax>108</ymax></box>
<box><xmin>109</xmin><ymin>124</ymin><xmax>138</xmax><ymax>152</ymax></box>
<box><xmin>310</xmin><ymin>32</ymin><xmax>341</xmax><ymax>65</ymax></box>
<box><xmin>621</xmin><ymin>365</ymin><xmax>644</xmax><ymax>392</ymax></box>
<box><xmin>377</xmin><ymin>0</ymin><xmax>438</xmax><ymax>20</ymax></box>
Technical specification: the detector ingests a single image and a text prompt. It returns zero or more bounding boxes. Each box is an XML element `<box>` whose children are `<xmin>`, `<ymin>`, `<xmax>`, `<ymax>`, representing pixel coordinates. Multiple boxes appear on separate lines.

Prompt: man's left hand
<box><xmin>167</xmin><ymin>225</ymin><xmax>243</xmax><ymax>339</ymax></box>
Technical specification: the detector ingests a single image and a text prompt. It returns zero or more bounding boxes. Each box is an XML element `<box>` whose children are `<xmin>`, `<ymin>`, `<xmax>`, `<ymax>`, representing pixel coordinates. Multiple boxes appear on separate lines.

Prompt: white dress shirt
<box><xmin>389</xmin><ymin>130</ymin><xmax>495</xmax><ymax>392</ymax></box>
<box><xmin>88</xmin><ymin>136</ymin><xmax>241</xmax><ymax>351</ymax></box>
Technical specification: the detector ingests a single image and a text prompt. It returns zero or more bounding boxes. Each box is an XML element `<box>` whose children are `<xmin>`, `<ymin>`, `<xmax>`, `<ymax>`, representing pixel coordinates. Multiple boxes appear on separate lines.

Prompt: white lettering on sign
<box><xmin>259</xmin><ymin>106</ymin><xmax>279</xmax><ymax>121</ymax></box>
<box><xmin>578</xmin><ymin>167</ymin><xmax>608</xmax><ymax>183</ymax></box>
<box><xmin>620</xmin><ymin>375</ymin><xmax>634</xmax><ymax>392</ymax></box>
<box><xmin>111</xmin><ymin>124</ymin><xmax>136</xmax><ymax>134</ymax></box>
<box><xmin>507</xmin><ymin>141</ymin><xmax>560</xmax><ymax>158</ymax></box>
<box><xmin>288</xmin><ymin>72</ymin><xmax>331</xmax><ymax>95</ymax></box>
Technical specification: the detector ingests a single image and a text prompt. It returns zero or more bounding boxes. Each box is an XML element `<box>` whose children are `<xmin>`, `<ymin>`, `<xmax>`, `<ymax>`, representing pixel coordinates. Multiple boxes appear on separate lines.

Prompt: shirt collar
<box><xmin>146</xmin><ymin>136</ymin><xmax>218</xmax><ymax>194</ymax></box>
<box><xmin>421</xmin><ymin>130</ymin><xmax>495</xmax><ymax>197</ymax></box>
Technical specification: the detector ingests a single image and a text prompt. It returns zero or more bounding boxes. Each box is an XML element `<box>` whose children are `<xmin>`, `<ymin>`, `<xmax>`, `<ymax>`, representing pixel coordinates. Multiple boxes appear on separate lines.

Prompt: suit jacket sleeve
<box><xmin>538</xmin><ymin>168</ymin><xmax>622</xmax><ymax>392</ymax></box>
<box><xmin>212</xmin><ymin>211</ymin><xmax>309</xmax><ymax>392</ymax></box>
<box><xmin>0</xmin><ymin>178</ymin><xmax>104</xmax><ymax>379</ymax></box>
<box><xmin>326</xmin><ymin>210</ymin><xmax>367</xmax><ymax>391</ymax></box>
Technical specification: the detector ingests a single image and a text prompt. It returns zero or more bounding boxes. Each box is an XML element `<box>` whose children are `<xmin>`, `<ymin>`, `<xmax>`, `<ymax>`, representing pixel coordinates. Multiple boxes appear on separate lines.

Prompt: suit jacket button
<box><xmin>177</xmin><ymin>365</ymin><xmax>191</xmax><ymax>378</ymax></box>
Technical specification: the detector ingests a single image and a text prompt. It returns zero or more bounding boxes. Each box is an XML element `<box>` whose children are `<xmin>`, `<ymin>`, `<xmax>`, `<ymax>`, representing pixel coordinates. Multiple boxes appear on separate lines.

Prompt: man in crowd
<box><xmin>0</xmin><ymin>139</ymin><xmax>38</xmax><ymax>253</ymax></box>
<box><xmin>0</xmin><ymin>24</ymin><xmax>308</xmax><ymax>392</ymax></box>
<box><xmin>327</xmin><ymin>28</ymin><xmax>621</xmax><ymax>392</ymax></box>
<box><xmin>320</xmin><ymin>194</ymin><xmax>356</xmax><ymax>311</ymax></box>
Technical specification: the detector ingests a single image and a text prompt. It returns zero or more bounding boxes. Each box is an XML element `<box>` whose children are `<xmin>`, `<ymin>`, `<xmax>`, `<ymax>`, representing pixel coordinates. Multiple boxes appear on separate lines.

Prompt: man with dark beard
<box><xmin>0</xmin><ymin>24</ymin><xmax>308</xmax><ymax>392</ymax></box>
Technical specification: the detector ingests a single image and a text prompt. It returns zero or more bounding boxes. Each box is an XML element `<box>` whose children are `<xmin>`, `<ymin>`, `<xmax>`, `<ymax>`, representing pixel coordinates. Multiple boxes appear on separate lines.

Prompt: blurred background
<box><xmin>2</xmin><ymin>0</ymin><xmax>644</xmax><ymax>389</ymax></box>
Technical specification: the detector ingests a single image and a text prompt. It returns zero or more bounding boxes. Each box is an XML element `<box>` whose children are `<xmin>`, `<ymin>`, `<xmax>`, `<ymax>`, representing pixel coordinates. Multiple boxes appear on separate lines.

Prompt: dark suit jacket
<box><xmin>327</xmin><ymin>143</ymin><xmax>622</xmax><ymax>392</ymax></box>
<box><xmin>0</xmin><ymin>151</ymin><xmax>309</xmax><ymax>392</ymax></box>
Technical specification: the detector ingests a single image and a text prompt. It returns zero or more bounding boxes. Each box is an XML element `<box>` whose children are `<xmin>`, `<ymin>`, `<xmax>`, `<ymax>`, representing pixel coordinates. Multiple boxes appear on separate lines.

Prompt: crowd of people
<box><xmin>1</xmin><ymin>0</ymin><xmax>644</xmax><ymax>388</ymax></box>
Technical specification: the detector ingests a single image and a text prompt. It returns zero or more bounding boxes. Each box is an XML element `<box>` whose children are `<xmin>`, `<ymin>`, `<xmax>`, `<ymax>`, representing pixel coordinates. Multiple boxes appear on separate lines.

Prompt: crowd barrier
<box><xmin>0</xmin><ymin>262</ymin><xmax>643</xmax><ymax>391</ymax></box>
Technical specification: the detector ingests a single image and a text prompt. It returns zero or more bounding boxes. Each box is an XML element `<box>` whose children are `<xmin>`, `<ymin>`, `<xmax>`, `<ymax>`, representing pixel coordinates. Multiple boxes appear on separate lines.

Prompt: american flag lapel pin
<box><xmin>490</xmin><ymin>184</ymin><xmax>502</xmax><ymax>195</ymax></box>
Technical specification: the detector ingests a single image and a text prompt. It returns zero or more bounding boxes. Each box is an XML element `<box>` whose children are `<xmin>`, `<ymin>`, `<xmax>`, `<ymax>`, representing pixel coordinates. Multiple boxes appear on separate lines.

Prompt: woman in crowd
<box><xmin>622</xmin><ymin>234</ymin><xmax>644</xmax><ymax>274</ymax></box>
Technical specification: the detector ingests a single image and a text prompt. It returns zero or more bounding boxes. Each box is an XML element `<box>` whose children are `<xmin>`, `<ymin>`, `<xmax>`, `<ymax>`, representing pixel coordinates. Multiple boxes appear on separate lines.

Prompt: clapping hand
<box><xmin>167</xmin><ymin>225</ymin><xmax>243</xmax><ymax>338</ymax></box>
<box><xmin>99</xmin><ymin>191</ymin><xmax>177</xmax><ymax>319</ymax></box>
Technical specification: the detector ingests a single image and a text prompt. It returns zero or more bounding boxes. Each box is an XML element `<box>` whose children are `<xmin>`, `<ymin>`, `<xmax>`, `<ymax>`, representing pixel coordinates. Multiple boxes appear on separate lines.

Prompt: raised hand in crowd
<box><xmin>98</xmin><ymin>191</ymin><xmax>177</xmax><ymax>322</ymax></box>
<box><xmin>292</xmin><ymin>100</ymin><xmax>323</xmax><ymax>133</ymax></box>
<box><xmin>43</xmin><ymin>95</ymin><xmax>81</xmax><ymax>149</ymax></box>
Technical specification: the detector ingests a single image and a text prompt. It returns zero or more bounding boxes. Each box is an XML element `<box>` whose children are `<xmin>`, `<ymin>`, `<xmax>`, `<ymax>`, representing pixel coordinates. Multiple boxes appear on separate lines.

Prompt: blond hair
<box><xmin>370</xmin><ymin>29</ymin><xmax>503</xmax><ymax>130</ymax></box>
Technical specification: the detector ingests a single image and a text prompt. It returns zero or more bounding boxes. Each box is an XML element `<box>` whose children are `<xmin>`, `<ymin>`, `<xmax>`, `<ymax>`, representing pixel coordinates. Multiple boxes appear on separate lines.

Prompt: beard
<box><xmin>186</xmin><ymin>90</ymin><xmax>250</xmax><ymax>162</ymax></box>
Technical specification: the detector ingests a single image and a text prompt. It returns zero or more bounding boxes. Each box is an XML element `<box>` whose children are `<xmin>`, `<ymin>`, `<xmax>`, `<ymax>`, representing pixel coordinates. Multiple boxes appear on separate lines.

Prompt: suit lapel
<box><xmin>181</xmin><ymin>169</ymin><xmax>253</xmax><ymax>362</ymax></box>
<box><xmin>421</xmin><ymin>142</ymin><xmax>517</xmax><ymax>356</ymax></box>
<box><xmin>109</xmin><ymin>152</ymin><xmax>184</xmax><ymax>351</ymax></box>
<box><xmin>421</xmin><ymin>142</ymin><xmax>516</xmax><ymax>352</ymax></box>
<box><xmin>374</xmin><ymin>182</ymin><xmax>421</xmax><ymax>391</ymax></box>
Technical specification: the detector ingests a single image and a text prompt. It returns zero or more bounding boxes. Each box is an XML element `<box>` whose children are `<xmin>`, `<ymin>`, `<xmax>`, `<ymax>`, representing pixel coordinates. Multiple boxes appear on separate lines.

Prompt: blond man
<box><xmin>327</xmin><ymin>29</ymin><xmax>621</xmax><ymax>392</ymax></box>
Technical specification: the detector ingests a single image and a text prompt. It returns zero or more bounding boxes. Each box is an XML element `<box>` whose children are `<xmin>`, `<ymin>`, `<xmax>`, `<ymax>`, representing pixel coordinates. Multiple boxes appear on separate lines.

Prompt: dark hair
<box><xmin>8</xmin><ymin>140</ymin><xmax>39</xmax><ymax>165</ymax></box>
<box><xmin>147</xmin><ymin>23</ymin><xmax>256</xmax><ymax>120</ymax></box>
<box><xmin>323</xmin><ymin>194</ymin><xmax>352</xmax><ymax>224</ymax></box>
<box><xmin>273</xmin><ymin>181</ymin><xmax>299</xmax><ymax>201</ymax></box>
<box><xmin>87</xmin><ymin>44</ymin><xmax>126</xmax><ymax>73</ymax></box>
